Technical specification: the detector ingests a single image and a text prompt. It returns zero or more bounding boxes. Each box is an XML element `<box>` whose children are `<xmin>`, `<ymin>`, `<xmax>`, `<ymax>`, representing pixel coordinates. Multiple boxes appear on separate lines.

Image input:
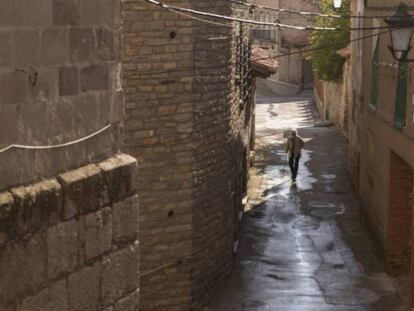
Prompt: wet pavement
<box><xmin>203</xmin><ymin>89</ymin><xmax>406</xmax><ymax>311</ymax></box>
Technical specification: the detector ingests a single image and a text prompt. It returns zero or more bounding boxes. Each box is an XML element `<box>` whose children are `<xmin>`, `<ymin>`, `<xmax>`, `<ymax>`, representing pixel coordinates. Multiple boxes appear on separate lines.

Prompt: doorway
<box><xmin>387</xmin><ymin>151</ymin><xmax>414</xmax><ymax>305</ymax></box>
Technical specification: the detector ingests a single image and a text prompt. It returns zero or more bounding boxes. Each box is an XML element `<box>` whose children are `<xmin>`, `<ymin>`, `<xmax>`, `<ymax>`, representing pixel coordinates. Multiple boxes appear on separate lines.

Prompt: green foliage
<box><xmin>308</xmin><ymin>0</ymin><xmax>351</xmax><ymax>82</ymax></box>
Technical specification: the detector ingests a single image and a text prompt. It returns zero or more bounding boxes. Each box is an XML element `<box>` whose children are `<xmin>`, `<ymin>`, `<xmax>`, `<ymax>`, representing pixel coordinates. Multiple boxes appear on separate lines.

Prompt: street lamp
<box><xmin>333</xmin><ymin>0</ymin><xmax>343</xmax><ymax>9</ymax></box>
<box><xmin>385</xmin><ymin>2</ymin><xmax>414</xmax><ymax>61</ymax></box>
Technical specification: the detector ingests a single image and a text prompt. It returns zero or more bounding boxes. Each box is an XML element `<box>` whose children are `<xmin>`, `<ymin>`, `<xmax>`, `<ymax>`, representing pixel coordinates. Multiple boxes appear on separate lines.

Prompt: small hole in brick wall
<box><xmin>169</xmin><ymin>31</ymin><xmax>177</xmax><ymax>39</ymax></box>
<box><xmin>168</xmin><ymin>210</ymin><xmax>175</xmax><ymax>217</ymax></box>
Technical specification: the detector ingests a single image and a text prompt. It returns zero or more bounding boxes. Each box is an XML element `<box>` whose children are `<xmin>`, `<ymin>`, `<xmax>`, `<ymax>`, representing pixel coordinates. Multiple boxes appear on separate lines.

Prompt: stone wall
<box><xmin>122</xmin><ymin>0</ymin><xmax>253</xmax><ymax>309</ymax></box>
<box><xmin>279</xmin><ymin>0</ymin><xmax>318</xmax><ymax>48</ymax></box>
<box><xmin>313</xmin><ymin>59</ymin><xmax>352</xmax><ymax>135</ymax></box>
<box><xmin>0</xmin><ymin>0</ymin><xmax>123</xmax><ymax>189</ymax></box>
<box><xmin>191</xmin><ymin>4</ymin><xmax>254</xmax><ymax>308</ymax></box>
<box><xmin>0</xmin><ymin>155</ymin><xmax>139</xmax><ymax>311</ymax></box>
<box><xmin>249</xmin><ymin>0</ymin><xmax>316</xmax><ymax>87</ymax></box>
<box><xmin>122</xmin><ymin>1</ymin><xmax>195</xmax><ymax>309</ymax></box>
<box><xmin>0</xmin><ymin>1</ymin><xmax>141</xmax><ymax>309</ymax></box>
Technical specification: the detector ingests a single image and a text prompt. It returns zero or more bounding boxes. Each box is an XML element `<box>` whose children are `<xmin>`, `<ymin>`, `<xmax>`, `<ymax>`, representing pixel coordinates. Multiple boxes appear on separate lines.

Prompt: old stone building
<box><xmin>249</xmin><ymin>0</ymin><xmax>317</xmax><ymax>90</ymax></box>
<box><xmin>121</xmin><ymin>0</ymin><xmax>269</xmax><ymax>309</ymax></box>
<box><xmin>315</xmin><ymin>0</ymin><xmax>414</xmax><ymax>307</ymax></box>
<box><xmin>355</xmin><ymin>1</ymin><xmax>414</xmax><ymax>303</ymax></box>
<box><xmin>0</xmin><ymin>0</ymin><xmax>139</xmax><ymax>310</ymax></box>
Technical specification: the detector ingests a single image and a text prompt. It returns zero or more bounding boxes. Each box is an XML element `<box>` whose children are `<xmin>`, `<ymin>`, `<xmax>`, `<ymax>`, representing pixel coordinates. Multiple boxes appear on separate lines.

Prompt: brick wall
<box><xmin>0</xmin><ymin>0</ymin><xmax>123</xmax><ymax>189</ymax></box>
<box><xmin>191</xmin><ymin>3</ymin><xmax>254</xmax><ymax>308</ymax></box>
<box><xmin>0</xmin><ymin>155</ymin><xmax>139</xmax><ymax>311</ymax></box>
<box><xmin>122</xmin><ymin>1</ymin><xmax>195</xmax><ymax>309</ymax></box>
<box><xmin>122</xmin><ymin>0</ymin><xmax>253</xmax><ymax>309</ymax></box>
<box><xmin>386</xmin><ymin>151</ymin><xmax>414</xmax><ymax>276</ymax></box>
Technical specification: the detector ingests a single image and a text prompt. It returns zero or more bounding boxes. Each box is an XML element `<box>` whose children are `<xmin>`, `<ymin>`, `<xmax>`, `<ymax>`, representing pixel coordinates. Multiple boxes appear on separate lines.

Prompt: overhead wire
<box><xmin>171</xmin><ymin>8</ymin><xmax>233</xmax><ymax>28</ymax></box>
<box><xmin>254</xmin><ymin>30</ymin><xmax>390</xmax><ymax>61</ymax></box>
<box><xmin>229</xmin><ymin>0</ymin><xmax>341</xmax><ymax>18</ymax></box>
<box><xmin>3</xmin><ymin>5</ymin><xmax>394</xmax><ymax>153</ymax></box>
<box><xmin>229</xmin><ymin>0</ymin><xmax>394</xmax><ymax>20</ymax></box>
<box><xmin>144</xmin><ymin>0</ymin><xmax>393</xmax><ymax>31</ymax></box>
<box><xmin>142</xmin><ymin>0</ymin><xmax>336</xmax><ymax>30</ymax></box>
<box><xmin>128</xmin><ymin>30</ymin><xmax>390</xmax><ymax>77</ymax></box>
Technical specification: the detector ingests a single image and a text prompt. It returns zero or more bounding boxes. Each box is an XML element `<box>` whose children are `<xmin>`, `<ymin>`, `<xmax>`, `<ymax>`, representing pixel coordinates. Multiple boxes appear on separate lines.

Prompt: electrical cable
<box><xmin>171</xmin><ymin>8</ymin><xmax>233</xmax><ymax>28</ymax></box>
<box><xmin>144</xmin><ymin>0</ymin><xmax>394</xmax><ymax>31</ymax></box>
<box><xmin>1</xmin><ymin>9</ymin><xmax>394</xmax><ymax>155</ymax></box>
<box><xmin>229</xmin><ymin>0</ymin><xmax>394</xmax><ymax>20</ymax></box>
<box><xmin>0</xmin><ymin>124</ymin><xmax>112</xmax><ymax>154</ymax></box>
<box><xmin>254</xmin><ymin>29</ymin><xmax>390</xmax><ymax>62</ymax></box>
<box><xmin>144</xmin><ymin>0</ymin><xmax>339</xmax><ymax>31</ymax></box>
<box><xmin>126</xmin><ymin>30</ymin><xmax>389</xmax><ymax>77</ymax></box>
<box><xmin>229</xmin><ymin>0</ymin><xmax>341</xmax><ymax>18</ymax></box>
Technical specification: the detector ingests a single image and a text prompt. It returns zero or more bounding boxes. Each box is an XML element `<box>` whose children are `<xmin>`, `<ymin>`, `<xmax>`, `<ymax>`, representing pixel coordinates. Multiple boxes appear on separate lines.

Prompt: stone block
<box><xmin>98</xmin><ymin>154</ymin><xmax>138</xmax><ymax>204</ymax></box>
<box><xmin>31</xmin><ymin>67</ymin><xmax>59</xmax><ymax>99</ymax></box>
<box><xmin>80</xmin><ymin>0</ymin><xmax>100</xmax><ymax>25</ymax></box>
<box><xmin>102</xmin><ymin>207</ymin><xmax>113</xmax><ymax>249</ymax></box>
<box><xmin>24</xmin><ymin>0</ymin><xmax>52</xmax><ymax>26</ymax></box>
<box><xmin>53</xmin><ymin>0</ymin><xmax>80</xmax><ymax>26</ymax></box>
<box><xmin>68</xmin><ymin>262</ymin><xmax>100</xmax><ymax>311</ymax></box>
<box><xmin>114</xmin><ymin>289</ymin><xmax>139</xmax><ymax>311</ymax></box>
<box><xmin>96</xmin><ymin>27</ymin><xmax>118</xmax><ymax>61</ymax></box>
<box><xmin>0</xmin><ymin>191</ymin><xmax>16</xmax><ymax>239</ymax></box>
<box><xmin>69</xmin><ymin>28</ymin><xmax>95</xmax><ymax>63</ymax></box>
<box><xmin>46</xmin><ymin>219</ymin><xmax>78</xmax><ymax>280</ymax></box>
<box><xmin>113</xmin><ymin>195</ymin><xmax>139</xmax><ymax>244</ymax></box>
<box><xmin>80</xmin><ymin>64</ymin><xmax>109</xmax><ymax>92</ymax></box>
<box><xmin>59</xmin><ymin>66</ymin><xmax>79</xmax><ymax>97</ymax></box>
<box><xmin>0</xmin><ymin>0</ymin><xmax>23</xmax><ymax>26</ymax></box>
<box><xmin>0</xmin><ymin>232</ymin><xmax>47</xmax><ymax>302</ymax></box>
<box><xmin>109</xmin><ymin>89</ymin><xmax>125</xmax><ymax>123</ymax></box>
<box><xmin>80</xmin><ymin>0</ymin><xmax>118</xmax><ymax>26</ymax></box>
<box><xmin>58</xmin><ymin>164</ymin><xmax>104</xmax><ymax>217</ymax></box>
<box><xmin>101</xmin><ymin>242</ymin><xmax>139</xmax><ymax>306</ymax></box>
<box><xmin>10</xmin><ymin>179</ymin><xmax>62</xmax><ymax>235</ymax></box>
<box><xmin>84</xmin><ymin>207</ymin><xmax>112</xmax><ymax>261</ymax></box>
<box><xmin>15</xmin><ymin>30</ymin><xmax>40</xmax><ymax>66</ymax></box>
<box><xmin>41</xmin><ymin>28</ymin><xmax>68</xmax><ymax>65</ymax></box>
<box><xmin>0</xmin><ymin>303</ymin><xmax>16</xmax><ymax>311</ymax></box>
<box><xmin>19</xmin><ymin>279</ymin><xmax>68</xmax><ymax>311</ymax></box>
<box><xmin>0</xmin><ymin>70</ymin><xmax>29</xmax><ymax>104</ymax></box>
<box><xmin>0</xmin><ymin>31</ymin><xmax>14</xmax><ymax>67</ymax></box>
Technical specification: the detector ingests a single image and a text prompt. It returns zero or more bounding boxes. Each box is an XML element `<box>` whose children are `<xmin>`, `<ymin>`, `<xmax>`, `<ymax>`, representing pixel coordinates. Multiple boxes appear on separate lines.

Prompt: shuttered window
<box><xmin>394</xmin><ymin>60</ymin><xmax>408</xmax><ymax>129</ymax></box>
<box><xmin>370</xmin><ymin>37</ymin><xmax>380</xmax><ymax>109</ymax></box>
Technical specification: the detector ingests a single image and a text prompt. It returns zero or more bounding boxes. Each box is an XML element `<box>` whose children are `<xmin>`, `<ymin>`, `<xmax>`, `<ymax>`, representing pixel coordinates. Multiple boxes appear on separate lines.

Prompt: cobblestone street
<box><xmin>204</xmin><ymin>86</ymin><xmax>406</xmax><ymax>311</ymax></box>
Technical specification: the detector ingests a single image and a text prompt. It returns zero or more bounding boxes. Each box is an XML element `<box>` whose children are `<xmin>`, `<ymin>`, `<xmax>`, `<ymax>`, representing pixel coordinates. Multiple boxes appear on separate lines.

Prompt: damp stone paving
<box><xmin>203</xmin><ymin>88</ymin><xmax>406</xmax><ymax>311</ymax></box>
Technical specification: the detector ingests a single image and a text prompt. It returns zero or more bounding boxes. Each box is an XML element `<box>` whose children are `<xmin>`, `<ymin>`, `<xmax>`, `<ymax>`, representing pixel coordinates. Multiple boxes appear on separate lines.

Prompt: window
<box><xmin>394</xmin><ymin>60</ymin><xmax>408</xmax><ymax>129</ymax></box>
<box><xmin>370</xmin><ymin>37</ymin><xmax>380</xmax><ymax>109</ymax></box>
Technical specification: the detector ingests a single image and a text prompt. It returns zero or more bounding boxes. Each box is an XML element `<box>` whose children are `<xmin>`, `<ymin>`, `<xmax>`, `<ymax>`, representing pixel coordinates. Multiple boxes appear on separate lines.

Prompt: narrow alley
<box><xmin>204</xmin><ymin>85</ymin><xmax>406</xmax><ymax>311</ymax></box>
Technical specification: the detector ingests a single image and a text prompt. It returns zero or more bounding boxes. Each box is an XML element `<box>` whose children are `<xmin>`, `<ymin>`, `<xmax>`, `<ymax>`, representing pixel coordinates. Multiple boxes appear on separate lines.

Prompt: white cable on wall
<box><xmin>0</xmin><ymin>124</ymin><xmax>112</xmax><ymax>154</ymax></box>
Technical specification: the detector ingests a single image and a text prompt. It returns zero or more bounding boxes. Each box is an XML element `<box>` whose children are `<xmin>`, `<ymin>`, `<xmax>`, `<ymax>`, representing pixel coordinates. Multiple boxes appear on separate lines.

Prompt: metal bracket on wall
<box><xmin>236</xmin><ymin>22</ymin><xmax>253</xmax><ymax>111</ymax></box>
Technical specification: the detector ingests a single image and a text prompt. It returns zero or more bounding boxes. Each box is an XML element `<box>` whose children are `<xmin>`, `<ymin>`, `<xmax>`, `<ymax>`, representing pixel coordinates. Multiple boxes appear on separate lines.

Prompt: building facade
<box><xmin>250</xmin><ymin>0</ymin><xmax>317</xmax><ymax>89</ymax></box>
<box><xmin>315</xmin><ymin>0</ymin><xmax>414</xmax><ymax>307</ymax></box>
<box><xmin>356</xmin><ymin>0</ymin><xmax>414</xmax><ymax>290</ymax></box>
<box><xmin>122</xmin><ymin>0</ymin><xmax>256</xmax><ymax>309</ymax></box>
<box><xmin>0</xmin><ymin>0</ymin><xmax>139</xmax><ymax>310</ymax></box>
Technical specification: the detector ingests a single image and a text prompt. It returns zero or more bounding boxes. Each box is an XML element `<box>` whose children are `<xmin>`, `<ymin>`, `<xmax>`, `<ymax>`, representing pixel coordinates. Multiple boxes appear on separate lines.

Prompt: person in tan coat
<box><xmin>285</xmin><ymin>130</ymin><xmax>304</xmax><ymax>181</ymax></box>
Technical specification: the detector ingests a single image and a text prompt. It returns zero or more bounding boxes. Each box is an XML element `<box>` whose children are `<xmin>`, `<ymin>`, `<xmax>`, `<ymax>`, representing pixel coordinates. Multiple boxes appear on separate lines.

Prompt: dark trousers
<box><xmin>289</xmin><ymin>156</ymin><xmax>300</xmax><ymax>180</ymax></box>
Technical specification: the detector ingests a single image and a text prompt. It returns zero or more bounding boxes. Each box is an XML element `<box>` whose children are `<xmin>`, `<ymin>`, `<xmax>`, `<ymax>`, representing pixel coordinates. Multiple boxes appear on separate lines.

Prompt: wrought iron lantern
<box><xmin>385</xmin><ymin>2</ymin><xmax>414</xmax><ymax>61</ymax></box>
<box><xmin>333</xmin><ymin>0</ymin><xmax>343</xmax><ymax>9</ymax></box>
